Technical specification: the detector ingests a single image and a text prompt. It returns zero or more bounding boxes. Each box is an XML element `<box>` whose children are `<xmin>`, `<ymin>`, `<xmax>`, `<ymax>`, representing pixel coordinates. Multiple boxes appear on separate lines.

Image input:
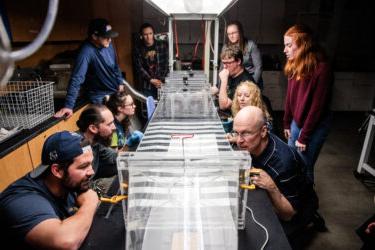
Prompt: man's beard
<box><xmin>93</xmin><ymin>133</ymin><xmax>112</xmax><ymax>147</ymax></box>
<box><xmin>62</xmin><ymin>172</ymin><xmax>91</xmax><ymax>193</ymax></box>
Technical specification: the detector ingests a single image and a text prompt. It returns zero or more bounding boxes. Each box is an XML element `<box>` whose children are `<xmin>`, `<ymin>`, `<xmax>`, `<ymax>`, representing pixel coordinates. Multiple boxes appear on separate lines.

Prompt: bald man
<box><xmin>233</xmin><ymin>106</ymin><xmax>318</xmax><ymax>238</ymax></box>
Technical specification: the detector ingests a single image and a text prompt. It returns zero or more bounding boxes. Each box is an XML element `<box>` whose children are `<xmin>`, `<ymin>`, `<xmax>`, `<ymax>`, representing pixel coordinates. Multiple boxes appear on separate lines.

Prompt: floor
<box><xmin>289</xmin><ymin>112</ymin><xmax>375</xmax><ymax>250</ymax></box>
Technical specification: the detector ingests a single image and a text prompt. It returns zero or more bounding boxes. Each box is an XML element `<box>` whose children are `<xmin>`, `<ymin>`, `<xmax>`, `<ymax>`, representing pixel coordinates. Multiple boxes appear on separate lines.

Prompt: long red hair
<box><xmin>284</xmin><ymin>24</ymin><xmax>325</xmax><ymax>80</ymax></box>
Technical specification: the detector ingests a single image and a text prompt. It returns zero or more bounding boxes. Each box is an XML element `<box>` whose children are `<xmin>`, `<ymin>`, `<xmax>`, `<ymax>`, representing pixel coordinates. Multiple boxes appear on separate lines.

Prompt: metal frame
<box><xmin>146</xmin><ymin>0</ymin><xmax>239</xmax><ymax>87</ymax></box>
<box><xmin>168</xmin><ymin>15</ymin><xmax>219</xmax><ymax>87</ymax></box>
<box><xmin>357</xmin><ymin>110</ymin><xmax>375</xmax><ymax>176</ymax></box>
<box><xmin>0</xmin><ymin>0</ymin><xmax>59</xmax><ymax>87</ymax></box>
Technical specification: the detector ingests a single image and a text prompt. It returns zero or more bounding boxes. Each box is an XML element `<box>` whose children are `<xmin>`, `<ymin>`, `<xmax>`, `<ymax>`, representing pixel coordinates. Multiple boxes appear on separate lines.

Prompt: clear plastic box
<box><xmin>117</xmin><ymin>151</ymin><xmax>251</xmax><ymax>250</ymax></box>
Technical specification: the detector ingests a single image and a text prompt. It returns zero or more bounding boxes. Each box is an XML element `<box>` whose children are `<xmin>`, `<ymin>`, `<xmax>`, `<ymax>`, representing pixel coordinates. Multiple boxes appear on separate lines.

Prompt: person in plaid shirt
<box><xmin>133</xmin><ymin>23</ymin><xmax>169</xmax><ymax>99</ymax></box>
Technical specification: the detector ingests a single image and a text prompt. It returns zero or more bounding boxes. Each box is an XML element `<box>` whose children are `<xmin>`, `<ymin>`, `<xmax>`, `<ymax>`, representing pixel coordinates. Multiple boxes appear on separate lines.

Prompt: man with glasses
<box><xmin>233</xmin><ymin>106</ymin><xmax>319</xmax><ymax>245</ymax></box>
<box><xmin>218</xmin><ymin>45</ymin><xmax>255</xmax><ymax>110</ymax></box>
<box><xmin>55</xmin><ymin>18</ymin><xmax>125</xmax><ymax>119</ymax></box>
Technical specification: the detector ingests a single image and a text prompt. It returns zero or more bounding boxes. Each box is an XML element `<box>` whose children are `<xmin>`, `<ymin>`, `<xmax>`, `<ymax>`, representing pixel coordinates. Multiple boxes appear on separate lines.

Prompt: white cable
<box><xmin>246</xmin><ymin>205</ymin><xmax>269</xmax><ymax>250</ymax></box>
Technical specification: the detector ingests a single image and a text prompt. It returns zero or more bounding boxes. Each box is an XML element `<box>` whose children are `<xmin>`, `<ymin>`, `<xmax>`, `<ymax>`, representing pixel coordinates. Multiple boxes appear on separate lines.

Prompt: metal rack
<box><xmin>357</xmin><ymin>109</ymin><xmax>375</xmax><ymax>176</ymax></box>
<box><xmin>0</xmin><ymin>81</ymin><xmax>54</xmax><ymax>130</ymax></box>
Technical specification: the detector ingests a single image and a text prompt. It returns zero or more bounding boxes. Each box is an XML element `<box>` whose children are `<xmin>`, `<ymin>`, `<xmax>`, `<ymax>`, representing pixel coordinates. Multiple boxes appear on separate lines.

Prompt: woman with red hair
<box><xmin>283</xmin><ymin>24</ymin><xmax>333</xmax><ymax>183</ymax></box>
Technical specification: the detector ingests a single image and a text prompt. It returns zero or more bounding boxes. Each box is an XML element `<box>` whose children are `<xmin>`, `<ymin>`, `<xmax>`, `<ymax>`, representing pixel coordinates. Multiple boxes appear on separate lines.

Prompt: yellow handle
<box><xmin>100</xmin><ymin>195</ymin><xmax>128</xmax><ymax>204</ymax></box>
<box><xmin>240</xmin><ymin>184</ymin><xmax>256</xmax><ymax>190</ymax></box>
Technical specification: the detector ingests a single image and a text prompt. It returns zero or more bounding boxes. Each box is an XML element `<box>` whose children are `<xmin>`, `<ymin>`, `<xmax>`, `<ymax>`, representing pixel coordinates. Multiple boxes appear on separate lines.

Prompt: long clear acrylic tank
<box><xmin>117</xmin><ymin>71</ymin><xmax>251</xmax><ymax>250</ymax></box>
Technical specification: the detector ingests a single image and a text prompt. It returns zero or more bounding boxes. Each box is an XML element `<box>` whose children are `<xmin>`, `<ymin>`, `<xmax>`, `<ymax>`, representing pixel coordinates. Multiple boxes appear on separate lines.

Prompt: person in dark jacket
<box><xmin>133</xmin><ymin>23</ymin><xmax>169</xmax><ymax>99</ymax></box>
<box><xmin>55</xmin><ymin>18</ymin><xmax>125</xmax><ymax>119</ymax></box>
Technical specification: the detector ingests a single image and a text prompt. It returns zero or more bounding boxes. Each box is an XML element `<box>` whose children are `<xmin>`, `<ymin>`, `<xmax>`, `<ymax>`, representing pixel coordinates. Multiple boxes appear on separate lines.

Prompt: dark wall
<box><xmin>143</xmin><ymin>0</ymin><xmax>375</xmax><ymax>72</ymax></box>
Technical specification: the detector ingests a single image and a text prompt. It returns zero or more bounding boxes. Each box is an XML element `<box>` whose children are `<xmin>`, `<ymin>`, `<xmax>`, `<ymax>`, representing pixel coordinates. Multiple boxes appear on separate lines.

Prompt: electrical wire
<box><xmin>246</xmin><ymin>205</ymin><xmax>269</xmax><ymax>250</ymax></box>
<box><xmin>174</xmin><ymin>18</ymin><xmax>180</xmax><ymax>59</ymax></box>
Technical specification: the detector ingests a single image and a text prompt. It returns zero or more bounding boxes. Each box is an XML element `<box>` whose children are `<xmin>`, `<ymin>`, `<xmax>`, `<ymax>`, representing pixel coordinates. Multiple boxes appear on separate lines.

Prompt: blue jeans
<box><xmin>288</xmin><ymin>114</ymin><xmax>332</xmax><ymax>183</ymax></box>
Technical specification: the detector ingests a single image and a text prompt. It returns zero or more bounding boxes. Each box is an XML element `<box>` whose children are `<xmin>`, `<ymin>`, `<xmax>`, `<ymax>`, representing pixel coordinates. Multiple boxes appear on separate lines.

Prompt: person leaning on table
<box><xmin>233</xmin><ymin>106</ymin><xmax>319</xmax><ymax>246</ymax></box>
<box><xmin>0</xmin><ymin>131</ymin><xmax>99</xmax><ymax>249</ymax></box>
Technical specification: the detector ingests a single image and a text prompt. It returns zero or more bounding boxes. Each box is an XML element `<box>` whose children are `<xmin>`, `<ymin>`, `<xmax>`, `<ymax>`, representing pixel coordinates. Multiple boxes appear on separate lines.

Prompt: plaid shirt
<box><xmin>133</xmin><ymin>39</ymin><xmax>169</xmax><ymax>92</ymax></box>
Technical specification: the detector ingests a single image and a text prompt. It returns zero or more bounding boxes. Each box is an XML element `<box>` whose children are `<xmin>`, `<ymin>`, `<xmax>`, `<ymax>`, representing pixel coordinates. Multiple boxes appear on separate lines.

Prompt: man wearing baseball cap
<box><xmin>55</xmin><ymin>18</ymin><xmax>126</xmax><ymax>119</ymax></box>
<box><xmin>0</xmin><ymin>131</ymin><xmax>99</xmax><ymax>249</ymax></box>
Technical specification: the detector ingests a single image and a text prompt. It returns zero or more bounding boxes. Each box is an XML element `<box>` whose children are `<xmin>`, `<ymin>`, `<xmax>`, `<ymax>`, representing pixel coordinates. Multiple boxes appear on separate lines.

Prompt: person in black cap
<box><xmin>55</xmin><ymin>18</ymin><xmax>125</xmax><ymax>119</ymax></box>
<box><xmin>0</xmin><ymin>131</ymin><xmax>99</xmax><ymax>249</ymax></box>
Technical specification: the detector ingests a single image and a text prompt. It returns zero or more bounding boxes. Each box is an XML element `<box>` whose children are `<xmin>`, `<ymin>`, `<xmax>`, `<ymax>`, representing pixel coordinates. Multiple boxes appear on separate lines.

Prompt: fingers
<box><xmin>295</xmin><ymin>140</ymin><xmax>306</xmax><ymax>152</ymax></box>
<box><xmin>54</xmin><ymin>108</ymin><xmax>73</xmax><ymax>119</ymax></box>
<box><xmin>283</xmin><ymin>129</ymin><xmax>290</xmax><ymax>139</ymax></box>
<box><xmin>150</xmin><ymin>79</ymin><xmax>162</xmax><ymax>88</ymax></box>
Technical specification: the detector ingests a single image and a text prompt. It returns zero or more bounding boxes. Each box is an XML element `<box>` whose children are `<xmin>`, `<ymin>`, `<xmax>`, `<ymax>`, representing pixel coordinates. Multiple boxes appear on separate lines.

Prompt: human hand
<box><xmin>365</xmin><ymin>222</ymin><xmax>375</xmax><ymax>235</ymax></box>
<box><xmin>295</xmin><ymin>140</ymin><xmax>306</xmax><ymax>152</ymax></box>
<box><xmin>210</xmin><ymin>86</ymin><xmax>219</xmax><ymax>96</ymax></box>
<box><xmin>225</xmin><ymin>132</ymin><xmax>237</xmax><ymax>143</ymax></box>
<box><xmin>150</xmin><ymin>79</ymin><xmax>162</xmax><ymax>88</ymax></box>
<box><xmin>219</xmin><ymin>69</ymin><xmax>230</xmax><ymax>82</ymax></box>
<box><xmin>76</xmin><ymin>189</ymin><xmax>99</xmax><ymax>208</ymax></box>
<box><xmin>284</xmin><ymin>129</ymin><xmax>291</xmax><ymax>140</ymax></box>
<box><xmin>250</xmin><ymin>168</ymin><xmax>277</xmax><ymax>191</ymax></box>
<box><xmin>54</xmin><ymin>108</ymin><xmax>73</xmax><ymax>119</ymax></box>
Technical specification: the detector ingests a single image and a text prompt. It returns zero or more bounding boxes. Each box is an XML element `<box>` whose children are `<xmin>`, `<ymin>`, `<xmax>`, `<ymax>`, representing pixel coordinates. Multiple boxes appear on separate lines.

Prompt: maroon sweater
<box><xmin>283</xmin><ymin>62</ymin><xmax>333</xmax><ymax>144</ymax></box>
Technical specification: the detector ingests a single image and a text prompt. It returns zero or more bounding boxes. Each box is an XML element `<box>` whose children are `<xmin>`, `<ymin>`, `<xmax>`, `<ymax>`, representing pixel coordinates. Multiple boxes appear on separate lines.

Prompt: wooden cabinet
<box><xmin>0</xmin><ymin>105</ymin><xmax>87</xmax><ymax>191</ymax></box>
<box><xmin>27</xmin><ymin>125</ymin><xmax>61</xmax><ymax>168</ymax></box>
<box><xmin>58</xmin><ymin>106</ymin><xmax>85</xmax><ymax>132</ymax></box>
<box><xmin>4</xmin><ymin>0</ymin><xmax>90</xmax><ymax>42</ymax></box>
<box><xmin>0</xmin><ymin>144</ymin><xmax>33</xmax><ymax>191</ymax></box>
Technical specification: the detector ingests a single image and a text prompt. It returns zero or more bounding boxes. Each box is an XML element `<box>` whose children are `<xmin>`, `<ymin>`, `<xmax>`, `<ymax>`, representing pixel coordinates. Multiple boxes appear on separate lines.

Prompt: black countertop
<box><xmin>0</xmin><ymin>117</ymin><xmax>61</xmax><ymax>158</ymax></box>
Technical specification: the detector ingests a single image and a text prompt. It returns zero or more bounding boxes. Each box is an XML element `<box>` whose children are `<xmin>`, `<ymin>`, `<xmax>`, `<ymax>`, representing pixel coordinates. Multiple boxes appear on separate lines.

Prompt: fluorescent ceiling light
<box><xmin>146</xmin><ymin>0</ymin><xmax>237</xmax><ymax>15</ymax></box>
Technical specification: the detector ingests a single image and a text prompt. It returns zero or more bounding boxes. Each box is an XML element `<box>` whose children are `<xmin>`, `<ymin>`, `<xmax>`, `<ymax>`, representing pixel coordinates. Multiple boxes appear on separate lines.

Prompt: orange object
<box><xmin>100</xmin><ymin>195</ymin><xmax>128</xmax><ymax>204</ymax></box>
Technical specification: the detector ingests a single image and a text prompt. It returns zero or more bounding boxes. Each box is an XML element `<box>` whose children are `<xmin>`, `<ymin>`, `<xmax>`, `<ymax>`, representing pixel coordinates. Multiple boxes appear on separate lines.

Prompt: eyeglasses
<box><xmin>124</xmin><ymin>102</ymin><xmax>135</xmax><ymax>107</ymax></box>
<box><xmin>230</xmin><ymin>128</ymin><xmax>263</xmax><ymax>139</ymax></box>
<box><xmin>222</xmin><ymin>60</ymin><xmax>236</xmax><ymax>66</ymax></box>
<box><xmin>227</xmin><ymin>31</ymin><xmax>239</xmax><ymax>36</ymax></box>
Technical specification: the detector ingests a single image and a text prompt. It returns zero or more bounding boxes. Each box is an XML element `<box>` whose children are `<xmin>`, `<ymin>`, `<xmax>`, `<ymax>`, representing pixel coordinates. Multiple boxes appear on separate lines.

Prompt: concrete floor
<box><xmin>298</xmin><ymin>112</ymin><xmax>375</xmax><ymax>249</ymax></box>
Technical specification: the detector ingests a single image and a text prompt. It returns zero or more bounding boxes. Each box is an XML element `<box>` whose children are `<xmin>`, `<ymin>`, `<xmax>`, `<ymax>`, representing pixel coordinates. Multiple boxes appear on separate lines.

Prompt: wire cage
<box><xmin>0</xmin><ymin>81</ymin><xmax>54</xmax><ymax>129</ymax></box>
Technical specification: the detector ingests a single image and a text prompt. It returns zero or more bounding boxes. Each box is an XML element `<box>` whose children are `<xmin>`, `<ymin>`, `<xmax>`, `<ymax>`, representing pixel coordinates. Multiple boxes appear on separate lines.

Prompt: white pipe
<box><xmin>168</xmin><ymin>17</ymin><xmax>174</xmax><ymax>72</ymax></box>
<box><xmin>0</xmin><ymin>0</ymin><xmax>59</xmax><ymax>62</ymax></box>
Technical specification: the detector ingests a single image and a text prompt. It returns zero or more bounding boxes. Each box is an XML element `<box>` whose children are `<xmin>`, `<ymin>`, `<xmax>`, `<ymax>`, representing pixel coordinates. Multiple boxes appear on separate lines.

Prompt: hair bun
<box><xmin>102</xmin><ymin>95</ymin><xmax>110</xmax><ymax>104</ymax></box>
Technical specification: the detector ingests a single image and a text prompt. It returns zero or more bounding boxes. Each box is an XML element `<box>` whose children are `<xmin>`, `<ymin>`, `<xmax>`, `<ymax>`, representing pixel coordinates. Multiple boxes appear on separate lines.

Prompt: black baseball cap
<box><xmin>30</xmin><ymin>131</ymin><xmax>92</xmax><ymax>178</ymax></box>
<box><xmin>88</xmin><ymin>18</ymin><xmax>119</xmax><ymax>38</ymax></box>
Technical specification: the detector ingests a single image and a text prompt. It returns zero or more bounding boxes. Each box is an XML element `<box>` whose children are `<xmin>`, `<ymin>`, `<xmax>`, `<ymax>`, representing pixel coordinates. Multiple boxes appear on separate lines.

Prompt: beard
<box><xmin>62</xmin><ymin>171</ymin><xmax>91</xmax><ymax>193</ymax></box>
<box><xmin>93</xmin><ymin>133</ymin><xmax>112</xmax><ymax>147</ymax></box>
